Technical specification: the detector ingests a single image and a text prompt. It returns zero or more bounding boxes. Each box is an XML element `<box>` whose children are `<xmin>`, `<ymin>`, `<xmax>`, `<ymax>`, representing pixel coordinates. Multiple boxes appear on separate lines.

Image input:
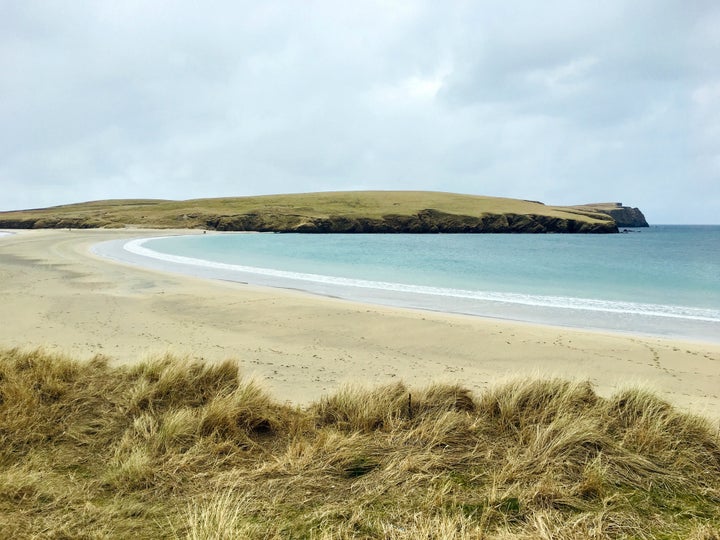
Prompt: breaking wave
<box><xmin>124</xmin><ymin>237</ymin><xmax>720</xmax><ymax>323</ymax></box>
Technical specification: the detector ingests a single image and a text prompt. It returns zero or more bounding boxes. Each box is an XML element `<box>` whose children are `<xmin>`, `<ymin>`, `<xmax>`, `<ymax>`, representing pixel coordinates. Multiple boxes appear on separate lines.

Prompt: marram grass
<box><xmin>1</xmin><ymin>348</ymin><xmax>719</xmax><ymax>539</ymax></box>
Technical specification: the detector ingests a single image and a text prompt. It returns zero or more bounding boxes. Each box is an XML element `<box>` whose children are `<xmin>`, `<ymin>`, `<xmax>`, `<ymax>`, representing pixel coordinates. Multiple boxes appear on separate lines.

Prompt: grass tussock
<box><xmin>1</xmin><ymin>348</ymin><xmax>719</xmax><ymax>538</ymax></box>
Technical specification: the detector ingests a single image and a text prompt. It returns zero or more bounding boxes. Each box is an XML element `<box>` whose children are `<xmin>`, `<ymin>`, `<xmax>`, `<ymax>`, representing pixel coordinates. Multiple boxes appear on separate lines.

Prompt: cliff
<box><xmin>578</xmin><ymin>203</ymin><xmax>649</xmax><ymax>228</ymax></box>
<box><xmin>206</xmin><ymin>209</ymin><xmax>616</xmax><ymax>233</ymax></box>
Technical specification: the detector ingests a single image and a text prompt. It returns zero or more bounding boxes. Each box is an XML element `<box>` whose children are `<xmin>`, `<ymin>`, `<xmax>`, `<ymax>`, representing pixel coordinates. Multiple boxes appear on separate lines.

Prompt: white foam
<box><xmin>124</xmin><ymin>237</ymin><xmax>720</xmax><ymax>323</ymax></box>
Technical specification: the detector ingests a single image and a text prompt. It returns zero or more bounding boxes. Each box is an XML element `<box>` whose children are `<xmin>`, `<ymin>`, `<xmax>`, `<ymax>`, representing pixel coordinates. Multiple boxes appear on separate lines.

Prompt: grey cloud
<box><xmin>0</xmin><ymin>0</ymin><xmax>717</xmax><ymax>223</ymax></box>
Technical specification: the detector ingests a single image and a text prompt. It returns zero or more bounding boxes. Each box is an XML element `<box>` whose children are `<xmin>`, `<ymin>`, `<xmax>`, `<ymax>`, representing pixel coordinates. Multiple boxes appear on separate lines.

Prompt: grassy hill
<box><xmin>0</xmin><ymin>191</ymin><xmax>623</xmax><ymax>233</ymax></box>
<box><xmin>0</xmin><ymin>348</ymin><xmax>718</xmax><ymax>538</ymax></box>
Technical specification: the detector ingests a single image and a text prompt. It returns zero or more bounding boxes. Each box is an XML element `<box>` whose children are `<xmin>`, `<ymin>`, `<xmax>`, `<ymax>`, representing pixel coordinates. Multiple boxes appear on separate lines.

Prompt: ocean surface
<box><xmin>94</xmin><ymin>226</ymin><xmax>720</xmax><ymax>342</ymax></box>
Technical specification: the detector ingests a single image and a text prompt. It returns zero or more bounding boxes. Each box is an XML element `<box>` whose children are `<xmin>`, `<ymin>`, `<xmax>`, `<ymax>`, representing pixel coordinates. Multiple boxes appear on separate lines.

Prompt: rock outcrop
<box><xmin>580</xmin><ymin>203</ymin><xmax>649</xmax><ymax>228</ymax></box>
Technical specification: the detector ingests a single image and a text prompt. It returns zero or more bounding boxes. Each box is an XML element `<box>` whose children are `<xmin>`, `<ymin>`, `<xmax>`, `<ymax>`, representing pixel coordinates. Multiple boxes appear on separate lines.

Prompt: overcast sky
<box><xmin>1</xmin><ymin>1</ymin><xmax>718</xmax><ymax>223</ymax></box>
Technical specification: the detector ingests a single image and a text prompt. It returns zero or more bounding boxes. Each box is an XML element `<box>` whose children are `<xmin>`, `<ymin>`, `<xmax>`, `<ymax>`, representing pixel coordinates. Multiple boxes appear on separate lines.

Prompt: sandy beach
<box><xmin>1</xmin><ymin>228</ymin><xmax>719</xmax><ymax>418</ymax></box>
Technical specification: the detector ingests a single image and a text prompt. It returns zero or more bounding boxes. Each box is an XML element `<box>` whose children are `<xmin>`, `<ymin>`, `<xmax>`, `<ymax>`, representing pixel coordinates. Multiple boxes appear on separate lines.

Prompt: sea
<box><xmin>94</xmin><ymin>226</ymin><xmax>720</xmax><ymax>342</ymax></box>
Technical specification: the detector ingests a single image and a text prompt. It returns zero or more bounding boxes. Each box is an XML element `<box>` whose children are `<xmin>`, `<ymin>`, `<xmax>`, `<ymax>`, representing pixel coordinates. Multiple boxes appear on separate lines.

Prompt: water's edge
<box><xmin>91</xmin><ymin>236</ymin><xmax>720</xmax><ymax>343</ymax></box>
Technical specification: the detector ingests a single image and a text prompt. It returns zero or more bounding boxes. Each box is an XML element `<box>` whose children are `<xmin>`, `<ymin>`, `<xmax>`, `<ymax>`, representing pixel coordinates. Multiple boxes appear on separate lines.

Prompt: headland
<box><xmin>0</xmin><ymin>191</ymin><xmax>648</xmax><ymax>233</ymax></box>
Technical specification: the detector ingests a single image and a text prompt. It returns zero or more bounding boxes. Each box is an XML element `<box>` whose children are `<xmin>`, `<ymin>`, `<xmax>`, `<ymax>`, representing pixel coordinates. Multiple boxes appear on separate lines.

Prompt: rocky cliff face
<box><xmin>205</xmin><ymin>209</ymin><xmax>618</xmax><ymax>234</ymax></box>
<box><xmin>582</xmin><ymin>204</ymin><xmax>649</xmax><ymax>228</ymax></box>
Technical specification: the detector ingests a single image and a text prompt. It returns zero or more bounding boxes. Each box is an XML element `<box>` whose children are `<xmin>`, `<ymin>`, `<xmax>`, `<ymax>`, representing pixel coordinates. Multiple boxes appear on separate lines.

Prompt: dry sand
<box><xmin>1</xmin><ymin>228</ymin><xmax>719</xmax><ymax>418</ymax></box>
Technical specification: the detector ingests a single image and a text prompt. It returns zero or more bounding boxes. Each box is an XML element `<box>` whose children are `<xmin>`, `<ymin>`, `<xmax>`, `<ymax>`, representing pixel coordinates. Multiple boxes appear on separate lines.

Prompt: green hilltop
<box><xmin>0</xmin><ymin>191</ymin><xmax>647</xmax><ymax>233</ymax></box>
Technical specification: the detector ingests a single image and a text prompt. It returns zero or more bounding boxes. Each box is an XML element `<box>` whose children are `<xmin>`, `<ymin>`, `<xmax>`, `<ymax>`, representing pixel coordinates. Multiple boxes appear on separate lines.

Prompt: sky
<box><xmin>1</xmin><ymin>1</ymin><xmax>718</xmax><ymax>223</ymax></box>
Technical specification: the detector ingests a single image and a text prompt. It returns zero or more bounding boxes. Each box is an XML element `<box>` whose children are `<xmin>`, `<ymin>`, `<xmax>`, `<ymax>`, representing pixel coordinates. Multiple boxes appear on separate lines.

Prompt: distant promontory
<box><xmin>577</xmin><ymin>203</ymin><xmax>649</xmax><ymax>228</ymax></box>
<box><xmin>0</xmin><ymin>191</ymin><xmax>648</xmax><ymax>233</ymax></box>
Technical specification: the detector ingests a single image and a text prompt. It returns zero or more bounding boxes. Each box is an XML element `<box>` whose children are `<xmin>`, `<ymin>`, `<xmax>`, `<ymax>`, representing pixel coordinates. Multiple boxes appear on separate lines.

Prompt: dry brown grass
<box><xmin>1</xmin><ymin>348</ymin><xmax>719</xmax><ymax>538</ymax></box>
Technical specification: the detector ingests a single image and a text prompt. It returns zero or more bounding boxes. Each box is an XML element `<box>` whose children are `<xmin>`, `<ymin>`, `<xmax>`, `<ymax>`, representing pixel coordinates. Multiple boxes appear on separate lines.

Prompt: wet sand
<box><xmin>1</xmin><ymin>228</ymin><xmax>719</xmax><ymax>418</ymax></box>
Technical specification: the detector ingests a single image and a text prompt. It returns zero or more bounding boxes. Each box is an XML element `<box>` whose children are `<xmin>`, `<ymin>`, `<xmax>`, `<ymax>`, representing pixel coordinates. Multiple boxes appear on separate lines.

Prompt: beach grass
<box><xmin>1</xmin><ymin>348</ymin><xmax>719</xmax><ymax>538</ymax></box>
<box><xmin>0</xmin><ymin>190</ymin><xmax>614</xmax><ymax>231</ymax></box>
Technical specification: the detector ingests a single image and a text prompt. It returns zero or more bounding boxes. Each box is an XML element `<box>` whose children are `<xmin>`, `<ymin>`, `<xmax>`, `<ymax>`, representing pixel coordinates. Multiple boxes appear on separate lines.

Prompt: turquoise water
<box><xmin>101</xmin><ymin>226</ymin><xmax>720</xmax><ymax>340</ymax></box>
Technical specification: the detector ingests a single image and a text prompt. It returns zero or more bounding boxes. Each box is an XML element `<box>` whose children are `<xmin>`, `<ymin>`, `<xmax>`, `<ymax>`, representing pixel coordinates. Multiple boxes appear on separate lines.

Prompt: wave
<box><xmin>125</xmin><ymin>238</ymin><xmax>720</xmax><ymax>324</ymax></box>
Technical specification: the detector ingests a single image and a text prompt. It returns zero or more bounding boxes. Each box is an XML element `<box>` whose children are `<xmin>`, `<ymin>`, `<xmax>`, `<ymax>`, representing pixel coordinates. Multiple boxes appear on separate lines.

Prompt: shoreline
<box><xmin>2</xmin><ymin>228</ymin><xmax>720</xmax><ymax>418</ymax></box>
<box><xmin>96</xmin><ymin>231</ymin><xmax>720</xmax><ymax>345</ymax></box>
